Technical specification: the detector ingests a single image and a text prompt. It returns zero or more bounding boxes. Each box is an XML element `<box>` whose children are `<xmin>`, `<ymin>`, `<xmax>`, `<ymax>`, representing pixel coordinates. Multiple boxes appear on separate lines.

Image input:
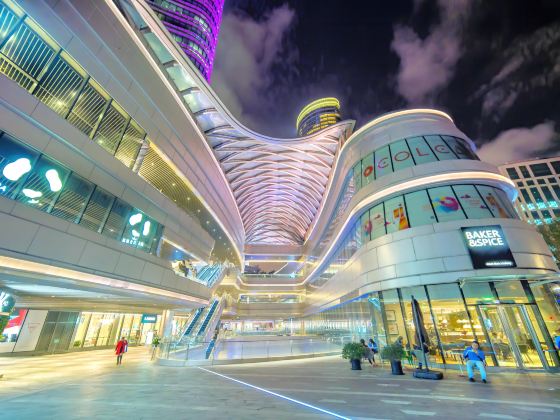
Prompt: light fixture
<box><xmin>22</xmin><ymin>189</ymin><xmax>42</xmax><ymax>198</ymax></box>
<box><xmin>3</xmin><ymin>158</ymin><xmax>31</xmax><ymax>181</ymax></box>
<box><xmin>45</xmin><ymin>169</ymin><xmax>62</xmax><ymax>192</ymax></box>
<box><xmin>129</xmin><ymin>213</ymin><xmax>142</xmax><ymax>225</ymax></box>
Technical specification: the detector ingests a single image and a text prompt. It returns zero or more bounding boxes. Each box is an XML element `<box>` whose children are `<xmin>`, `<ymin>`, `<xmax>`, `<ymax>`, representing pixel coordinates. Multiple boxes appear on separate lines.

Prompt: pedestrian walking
<box><xmin>115</xmin><ymin>336</ymin><xmax>127</xmax><ymax>365</ymax></box>
<box><xmin>368</xmin><ymin>338</ymin><xmax>378</xmax><ymax>365</ymax></box>
<box><xmin>463</xmin><ymin>340</ymin><xmax>487</xmax><ymax>383</ymax></box>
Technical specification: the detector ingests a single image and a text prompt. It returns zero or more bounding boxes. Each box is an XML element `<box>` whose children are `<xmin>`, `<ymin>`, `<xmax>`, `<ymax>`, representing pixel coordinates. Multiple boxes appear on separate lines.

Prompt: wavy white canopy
<box><xmin>120</xmin><ymin>0</ymin><xmax>354</xmax><ymax>245</ymax></box>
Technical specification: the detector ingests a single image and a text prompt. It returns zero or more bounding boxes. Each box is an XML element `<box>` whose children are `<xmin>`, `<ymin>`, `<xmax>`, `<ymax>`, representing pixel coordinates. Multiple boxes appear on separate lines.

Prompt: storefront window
<box><xmin>370</xmin><ymin>204</ymin><xmax>386</xmax><ymax>240</ymax></box>
<box><xmin>424</xmin><ymin>135</ymin><xmax>455</xmax><ymax>161</ymax></box>
<box><xmin>530</xmin><ymin>281</ymin><xmax>560</xmax><ymax>343</ymax></box>
<box><xmin>367</xmin><ymin>293</ymin><xmax>387</xmax><ymax>349</ymax></box>
<box><xmin>390</xmin><ymin>140</ymin><xmax>415</xmax><ymax>171</ymax></box>
<box><xmin>400</xmin><ymin>286</ymin><xmax>443</xmax><ymax>364</ymax></box>
<box><xmin>427</xmin><ymin>284</ymin><xmax>475</xmax><ymax>364</ymax></box>
<box><xmin>404</xmin><ymin>190</ymin><xmax>436</xmax><ymax>227</ymax></box>
<box><xmin>360</xmin><ymin>210</ymin><xmax>371</xmax><ymax>244</ymax></box>
<box><xmin>406</xmin><ymin>136</ymin><xmax>437</xmax><ymax>165</ymax></box>
<box><xmin>494</xmin><ymin>280</ymin><xmax>529</xmax><ymax>303</ymax></box>
<box><xmin>428</xmin><ymin>186</ymin><xmax>465</xmax><ymax>222</ymax></box>
<box><xmin>477</xmin><ymin>185</ymin><xmax>513</xmax><ymax>219</ymax></box>
<box><xmin>462</xmin><ymin>282</ymin><xmax>495</xmax><ymax>305</ymax></box>
<box><xmin>352</xmin><ymin>162</ymin><xmax>361</xmax><ymax>191</ymax></box>
<box><xmin>361</xmin><ymin>153</ymin><xmax>374</xmax><ymax>187</ymax></box>
<box><xmin>380</xmin><ymin>290</ymin><xmax>409</xmax><ymax>348</ymax></box>
<box><xmin>375</xmin><ymin>145</ymin><xmax>392</xmax><ymax>178</ymax></box>
<box><xmin>453</xmin><ymin>185</ymin><xmax>493</xmax><ymax>219</ymax></box>
<box><xmin>384</xmin><ymin>196</ymin><xmax>409</xmax><ymax>233</ymax></box>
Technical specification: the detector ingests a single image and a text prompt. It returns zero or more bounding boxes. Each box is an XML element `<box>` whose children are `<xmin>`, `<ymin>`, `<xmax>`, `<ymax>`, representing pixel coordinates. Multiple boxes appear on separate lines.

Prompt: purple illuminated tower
<box><xmin>146</xmin><ymin>0</ymin><xmax>224</xmax><ymax>81</ymax></box>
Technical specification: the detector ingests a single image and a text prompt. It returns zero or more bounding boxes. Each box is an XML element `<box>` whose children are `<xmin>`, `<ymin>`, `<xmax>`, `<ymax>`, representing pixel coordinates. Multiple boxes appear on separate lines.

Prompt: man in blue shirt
<box><xmin>463</xmin><ymin>340</ymin><xmax>487</xmax><ymax>383</ymax></box>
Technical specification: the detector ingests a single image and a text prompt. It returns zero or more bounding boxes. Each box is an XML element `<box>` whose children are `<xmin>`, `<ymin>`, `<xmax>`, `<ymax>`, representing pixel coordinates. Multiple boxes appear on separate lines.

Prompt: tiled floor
<box><xmin>0</xmin><ymin>348</ymin><xmax>559</xmax><ymax>419</ymax></box>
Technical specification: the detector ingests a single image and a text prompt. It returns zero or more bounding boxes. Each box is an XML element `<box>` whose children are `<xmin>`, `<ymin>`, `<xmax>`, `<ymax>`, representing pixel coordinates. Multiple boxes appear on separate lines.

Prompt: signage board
<box><xmin>141</xmin><ymin>314</ymin><xmax>158</xmax><ymax>324</ymax></box>
<box><xmin>461</xmin><ymin>225</ymin><xmax>516</xmax><ymax>269</ymax></box>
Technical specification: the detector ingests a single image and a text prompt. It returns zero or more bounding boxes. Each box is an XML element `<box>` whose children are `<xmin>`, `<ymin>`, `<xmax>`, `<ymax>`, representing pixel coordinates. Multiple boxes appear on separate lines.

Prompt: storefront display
<box><xmin>296</xmin><ymin>279</ymin><xmax>560</xmax><ymax>371</ymax></box>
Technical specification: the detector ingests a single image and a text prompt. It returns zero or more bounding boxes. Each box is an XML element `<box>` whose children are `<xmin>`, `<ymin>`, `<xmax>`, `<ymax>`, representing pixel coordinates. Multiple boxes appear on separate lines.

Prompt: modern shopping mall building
<box><xmin>0</xmin><ymin>0</ymin><xmax>559</xmax><ymax>372</ymax></box>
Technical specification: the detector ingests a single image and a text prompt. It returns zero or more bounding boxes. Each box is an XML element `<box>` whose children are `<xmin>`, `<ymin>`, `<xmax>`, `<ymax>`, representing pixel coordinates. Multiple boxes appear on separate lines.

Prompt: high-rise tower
<box><xmin>296</xmin><ymin>97</ymin><xmax>342</xmax><ymax>136</ymax></box>
<box><xmin>146</xmin><ymin>0</ymin><xmax>224</xmax><ymax>81</ymax></box>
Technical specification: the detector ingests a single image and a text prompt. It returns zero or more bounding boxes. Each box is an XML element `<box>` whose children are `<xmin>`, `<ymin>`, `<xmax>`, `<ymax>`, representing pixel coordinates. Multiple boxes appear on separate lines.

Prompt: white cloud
<box><xmin>391</xmin><ymin>0</ymin><xmax>471</xmax><ymax>105</ymax></box>
<box><xmin>478</xmin><ymin>24</ymin><xmax>560</xmax><ymax>116</ymax></box>
<box><xmin>478</xmin><ymin>122</ymin><xmax>557</xmax><ymax>165</ymax></box>
<box><xmin>211</xmin><ymin>5</ymin><xmax>295</xmax><ymax>129</ymax></box>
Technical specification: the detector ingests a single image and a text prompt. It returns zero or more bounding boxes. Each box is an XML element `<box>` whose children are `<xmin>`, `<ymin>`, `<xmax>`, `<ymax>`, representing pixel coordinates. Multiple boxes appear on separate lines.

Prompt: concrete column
<box><xmin>161</xmin><ymin>310</ymin><xmax>175</xmax><ymax>339</ymax></box>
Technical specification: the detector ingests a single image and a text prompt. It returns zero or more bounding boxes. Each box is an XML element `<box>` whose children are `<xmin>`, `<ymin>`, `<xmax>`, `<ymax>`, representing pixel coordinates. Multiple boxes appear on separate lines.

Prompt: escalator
<box><xmin>196</xmin><ymin>299</ymin><xmax>219</xmax><ymax>337</ymax></box>
<box><xmin>183</xmin><ymin>307</ymin><xmax>203</xmax><ymax>337</ymax></box>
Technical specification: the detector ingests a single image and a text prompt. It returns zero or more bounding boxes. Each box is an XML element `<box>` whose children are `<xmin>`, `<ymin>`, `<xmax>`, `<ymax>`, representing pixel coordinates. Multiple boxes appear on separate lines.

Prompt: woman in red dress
<box><xmin>115</xmin><ymin>337</ymin><xmax>126</xmax><ymax>365</ymax></box>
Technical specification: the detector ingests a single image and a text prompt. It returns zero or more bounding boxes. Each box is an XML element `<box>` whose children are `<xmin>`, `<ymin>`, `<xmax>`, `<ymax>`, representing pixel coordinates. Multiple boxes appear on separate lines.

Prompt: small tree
<box><xmin>537</xmin><ymin>221</ymin><xmax>560</xmax><ymax>261</ymax></box>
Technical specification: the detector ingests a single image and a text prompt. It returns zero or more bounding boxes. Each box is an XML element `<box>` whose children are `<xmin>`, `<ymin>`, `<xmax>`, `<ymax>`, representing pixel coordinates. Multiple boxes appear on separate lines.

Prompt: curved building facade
<box><xmin>296</xmin><ymin>97</ymin><xmax>342</xmax><ymax>137</ymax></box>
<box><xmin>146</xmin><ymin>0</ymin><xmax>224</xmax><ymax>81</ymax></box>
<box><xmin>0</xmin><ymin>0</ymin><xmax>558</xmax><ymax>373</ymax></box>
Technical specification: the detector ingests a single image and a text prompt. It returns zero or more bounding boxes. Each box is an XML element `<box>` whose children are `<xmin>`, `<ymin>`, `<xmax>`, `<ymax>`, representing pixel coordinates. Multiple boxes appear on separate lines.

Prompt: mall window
<box><xmin>406</xmin><ymin>136</ymin><xmax>438</xmax><ymax>165</ymax></box>
<box><xmin>79</xmin><ymin>187</ymin><xmax>115</xmax><ymax>232</ymax></box>
<box><xmin>103</xmin><ymin>198</ymin><xmax>132</xmax><ymax>241</ymax></box>
<box><xmin>530</xmin><ymin>163</ymin><xmax>552</xmax><ymax>177</ymax></box>
<box><xmin>0</xmin><ymin>133</ymin><xmax>39</xmax><ymax>197</ymax></box>
<box><xmin>506</xmin><ymin>167</ymin><xmax>520</xmax><ymax>180</ymax></box>
<box><xmin>49</xmin><ymin>173</ymin><xmax>95</xmax><ymax>223</ymax></box>
<box><xmin>453</xmin><ymin>184</ymin><xmax>493</xmax><ymax>219</ymax></box>
<box><xmin>16</xmin><ymin>155</ymin><xmax>70</xmax><ymax>211</ymax></box>
<box><xmin>93</xmin><ymin>101</ymin><xmax>129</xmax><ymax>154</ymax></box>
<box><xmin>427</xmin><ymin>283</ymin><xmax>476</xmax><ymax>364</ymax></box>
<box><xmin>349</xmin><ymin>135</ymin><xmax>478</xmax><ymax>194</ymax></box>
<box><xmin>424</xmin><ymin>135</ymin><xmax>455</xmax><ymax>161</ymax></box>
<box><xmin>390</xmin><ymin>140</ymin><xmax>415</xmax><ymax>171</ymax></box>
<box><xmin>361</xmin><ymin>153</ymin><xmax>374</xmax><ymax>187</ymax></box>
<box><xmin>385</xmin><ymin>195</ymin><xmax>409</xmax><ymax>233</ymax></box>
<box><xmin>551</xmin><ymin>161</ymin><xmax>560</xmax><ymax>175</ymax></box>
<box><xmin>374</xmin><ymin>145</ymin><xmax>392</xmax><ymax>178</ymax></box>
<box><xmin>519</xmin><ymin>166</ymin><xmax>531</xmax><ymax>178</ymax></box>
<box><xmin>404</xmin><ymin>190</ymin><xmax>436</xmax><ymax>227</ymax></box>
<box><xmin>370</xmin><ymin>203</ymin><xmax>386</xmax><ymax>240</ymax></box>
<box><xmin>0</xmin><ymin>131</ymin><xmax>163</xmax><ymax>254</ymax></box>
<box><xmin>428</xmin><ymin>186</ymin><xmax>465</xmax><ymax>222</ymax></box>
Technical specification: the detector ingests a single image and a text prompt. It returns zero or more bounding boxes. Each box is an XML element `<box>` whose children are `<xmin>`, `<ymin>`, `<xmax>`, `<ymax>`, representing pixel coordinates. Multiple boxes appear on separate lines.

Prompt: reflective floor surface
<box><xmin>0</xmin><ymin>348</ymin><xmax>559</xmax><ymax>419</ymax></box>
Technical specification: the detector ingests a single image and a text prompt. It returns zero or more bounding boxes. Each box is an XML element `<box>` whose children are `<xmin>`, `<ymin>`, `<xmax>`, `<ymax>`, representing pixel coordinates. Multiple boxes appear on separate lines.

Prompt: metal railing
<box><xmin>156</xmin><ymin>337</ymin><xmax>343</xmax><ymax>365</ymax></box>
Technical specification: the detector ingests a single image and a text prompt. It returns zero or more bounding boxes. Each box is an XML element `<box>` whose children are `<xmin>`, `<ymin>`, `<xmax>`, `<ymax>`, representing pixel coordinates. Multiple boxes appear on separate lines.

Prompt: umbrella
<box><xmin>411</xmin><ymin>295</ymin><xmax>430</xmax><ymax>370</ymax></box>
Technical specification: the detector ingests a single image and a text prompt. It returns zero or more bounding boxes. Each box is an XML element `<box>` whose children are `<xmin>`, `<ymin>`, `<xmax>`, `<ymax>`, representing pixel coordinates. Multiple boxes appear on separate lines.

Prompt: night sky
<box><xmin>211</xmin><ymin>0</ymin><xmax>560</xmax><ymax>165</ymax></box>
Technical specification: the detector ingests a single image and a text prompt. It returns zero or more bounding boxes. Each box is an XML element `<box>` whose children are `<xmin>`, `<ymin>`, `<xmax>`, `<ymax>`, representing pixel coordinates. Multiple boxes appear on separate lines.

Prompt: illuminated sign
<box><xmin>141</xmin><ymin>314</ymin><xmax>158</xmax><ymax>324</ymax></box>
<box><xmin>461</xmin><ymin>225</ymin><xmax>516</xmax><ymax>269</ymax></box>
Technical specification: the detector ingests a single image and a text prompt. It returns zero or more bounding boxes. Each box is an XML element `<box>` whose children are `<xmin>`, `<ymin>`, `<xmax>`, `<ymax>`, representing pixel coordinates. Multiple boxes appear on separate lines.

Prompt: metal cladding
<box><xmin>209</xmin><ymin>125</ymin><xmax>350</xmax><ymax>245</ymax></box>
<box><xmin>146</xmin><ymin>0</ymin><xmax>224</xmax><ymax>81</ymax></box>
<box><xmin>118</xmin><ymin>0</ymin><xmax>355</xmax><ymax>247</ymax></box>
<box><xmin>296</xmin><ymin>98</ymin><xmax>342</xmax><ymax>137</ymax></box>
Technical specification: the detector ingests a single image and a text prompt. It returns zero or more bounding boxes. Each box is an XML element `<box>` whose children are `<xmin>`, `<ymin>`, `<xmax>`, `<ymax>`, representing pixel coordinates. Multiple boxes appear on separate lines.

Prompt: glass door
<box><xmin>478</xmin><ymin>306</ymin><xmax>517</xmax><ymax>367</ymax></box>
<box><xmin>478</xmin><ymin>304</ymin><xmax>547</xmax><ymax>369</ymax></box>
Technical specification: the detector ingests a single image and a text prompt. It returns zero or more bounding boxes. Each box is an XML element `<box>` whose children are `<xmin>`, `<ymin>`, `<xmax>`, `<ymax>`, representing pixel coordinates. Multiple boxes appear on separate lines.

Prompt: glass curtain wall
<box><xmin>296</xmin><ymin>279</ymin><xmax>560</xmax><ymax>369</ymax></box>
<box><xmin>0</xmin><ymin>131</ymin><xmax>163</xmax><ymax>254</ymax></box>
<box><xmin>308</xmin><ymin>183</ymin><xmax>517</xmax><ymax>287</ymax></box>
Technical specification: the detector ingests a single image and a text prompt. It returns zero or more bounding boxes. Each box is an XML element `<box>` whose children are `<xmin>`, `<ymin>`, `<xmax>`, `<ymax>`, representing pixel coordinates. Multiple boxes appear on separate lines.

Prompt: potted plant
<box><xmin>381</xmin><ymin>343</ymin><xmax>405</xmax><ymax>375</ymax></box>
<box><xmin>342</xmin><ymin>342</ymin><xmax>365</xmax><ymax>370</ymax></box>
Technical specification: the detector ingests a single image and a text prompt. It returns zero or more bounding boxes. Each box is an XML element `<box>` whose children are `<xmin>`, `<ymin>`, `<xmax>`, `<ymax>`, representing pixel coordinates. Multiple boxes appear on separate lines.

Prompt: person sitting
<box><xmin>367</xmin><ymin>338</ymin><xmax>378</xmax><ymax>365</ymax></box>
<box><xmin>463</xmin><ymin>340</ymin><xmax>487</xmax><ymax>383</ymax></box>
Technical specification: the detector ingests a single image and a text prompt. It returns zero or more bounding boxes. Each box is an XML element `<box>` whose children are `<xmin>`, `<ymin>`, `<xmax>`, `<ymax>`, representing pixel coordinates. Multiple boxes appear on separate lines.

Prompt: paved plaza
<box><xmin>0</xmin><ymin>348</ymin><xmax>559</xmax><ymax>419</ymax></box>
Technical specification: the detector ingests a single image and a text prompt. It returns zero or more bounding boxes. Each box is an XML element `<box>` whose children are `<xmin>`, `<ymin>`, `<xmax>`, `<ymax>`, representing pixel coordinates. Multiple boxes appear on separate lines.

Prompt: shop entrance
<box><xmin>477</xmin><ymin>304</ymin><xmax>550</xmax><ymax>369</ymax></box>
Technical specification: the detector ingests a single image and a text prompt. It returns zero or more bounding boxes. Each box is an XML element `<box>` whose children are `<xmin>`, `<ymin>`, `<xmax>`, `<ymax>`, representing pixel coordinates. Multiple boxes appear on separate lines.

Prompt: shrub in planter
<box><xmin>342</xmin><ymin>342</ymin><xmax>366</xmax><ymax>370</ymax></box>
<box><xmin>381</xmin><ymin>343</ymin><xmax>405</xmax><ymax>375</ymax></box>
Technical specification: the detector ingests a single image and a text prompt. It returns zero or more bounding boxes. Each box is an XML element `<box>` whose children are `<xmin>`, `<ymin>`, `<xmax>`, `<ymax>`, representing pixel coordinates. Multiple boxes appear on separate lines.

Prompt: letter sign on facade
<box><xmin>461</xmin><ymin>225</ymin><xmax>516</xmax><ymax>269</ymax></box>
